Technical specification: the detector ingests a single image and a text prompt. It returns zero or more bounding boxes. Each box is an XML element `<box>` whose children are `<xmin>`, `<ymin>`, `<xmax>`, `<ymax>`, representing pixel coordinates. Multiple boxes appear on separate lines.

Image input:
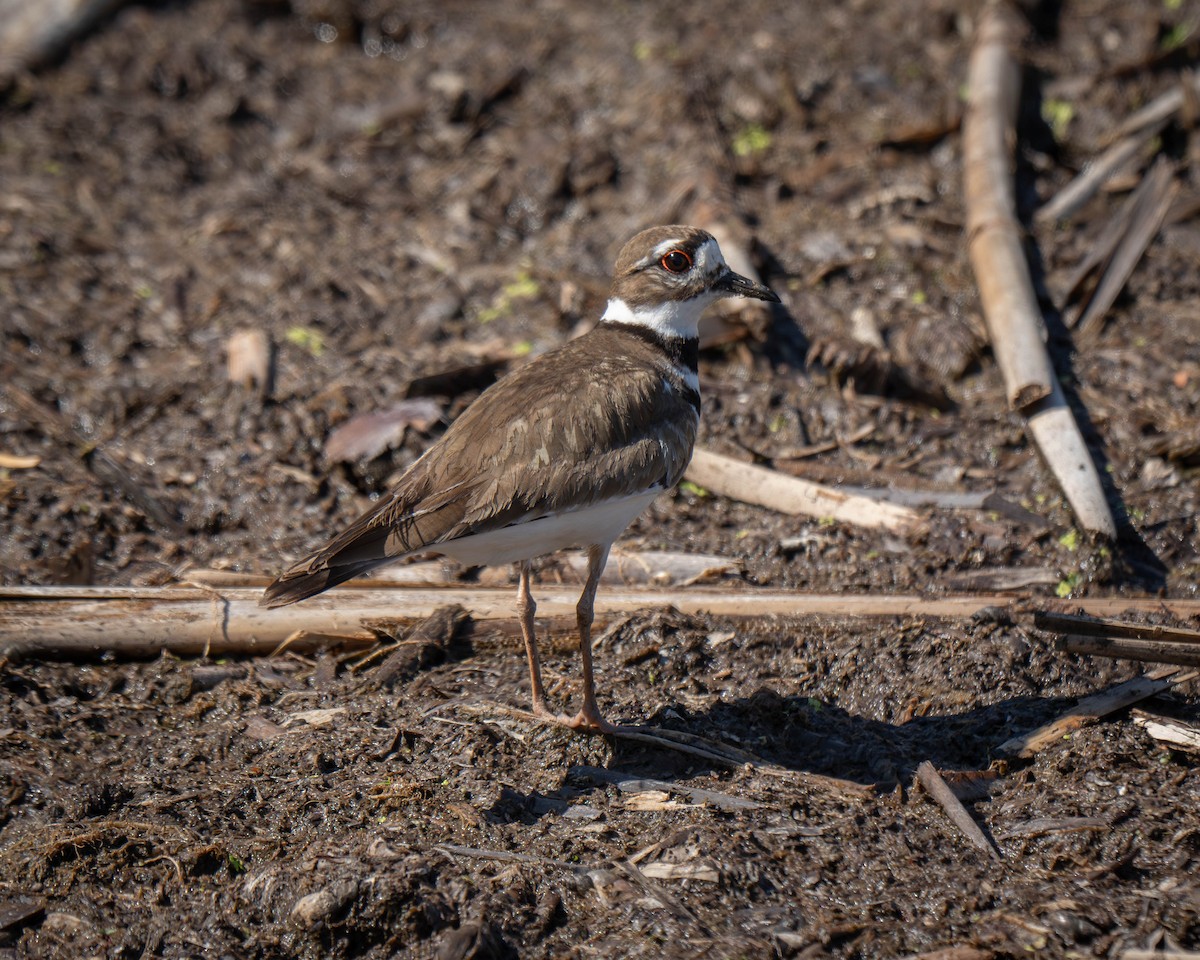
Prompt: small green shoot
<box><xmin>1041</xmin><ymin>99</ymin><xmax>1075</xmax><ymax>141</ymax></box>
<box><xmin>1056</xmin><ymin>572</ymin><xmax>1081</xmax><ymax>598</ymax></box>
<box><xmin>732</xmin><ymin>124</ymin><xmax>772</xmax><ymax>157</ymax></box>
<box><xmin>285</xmin><ymin>326</ymin><xmax>325</xmax><ymax>357</ymax></box>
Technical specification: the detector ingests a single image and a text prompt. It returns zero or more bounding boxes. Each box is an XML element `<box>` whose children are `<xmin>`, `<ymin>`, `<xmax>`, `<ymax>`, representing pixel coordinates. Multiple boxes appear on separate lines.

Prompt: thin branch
<box><xmin>916</xmin><ymin>761</ymin><xmax>1002</xmax><ymax>860</ymax></box>
<box><xmin>1036</xmin><ymin>611</ymin><xmax>1200</xmax><ymax>644</ymax></box>
<box><xmin>5</xmin><ymin>585</ymin><xmax>1200</xmax><ymax>660</ymax></box>
<box><xmin>685</xmin><ymin>447</ymin><xmax>924</xmax><ymax>534</ymax></box>
<box><xmin>1036</xmin><ymin>119</ymin><xmax>1168</xmax><ymax>225</ymax></box>
<box><xmin>961</xmin><ymin>2</ymin><xmax>1116</xmax><ymax>537</ymax></box>
<box><xmin>1058</xmin><ymin>635</ymin><xmax>1200</xmax><ymax>669</ymax></box>
<box><xmin>996</xmin><ymin>668</ymin><xmax>1197</xmax><ymax>759</ymax></box>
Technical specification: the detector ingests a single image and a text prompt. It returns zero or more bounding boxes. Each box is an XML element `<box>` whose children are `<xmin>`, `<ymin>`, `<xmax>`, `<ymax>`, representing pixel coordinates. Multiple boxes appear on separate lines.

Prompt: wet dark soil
<box><xmin>1</xmin><ymin>0</ymin><xmax>1199</xmax><ymax>957</ymax></box>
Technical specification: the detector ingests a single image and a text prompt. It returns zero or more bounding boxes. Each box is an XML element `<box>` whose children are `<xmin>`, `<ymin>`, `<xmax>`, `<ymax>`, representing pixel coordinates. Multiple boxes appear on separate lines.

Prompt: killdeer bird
<box><xmin>262</xmin><ymin>225</ymin><xmax>779</xmax><ymax>733</ymax></box>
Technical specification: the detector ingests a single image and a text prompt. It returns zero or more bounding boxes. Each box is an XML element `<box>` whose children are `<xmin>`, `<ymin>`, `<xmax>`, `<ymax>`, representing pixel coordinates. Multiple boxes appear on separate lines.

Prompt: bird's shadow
<box><xmin>617</xmin><ymin>687</ymin><xmax>1072</xmax><ymax>786</ymax></box>
<box><xmin>483</xmin><ymin>687</ymin><xmax>1101</xmax><ymax>825</ymax></box>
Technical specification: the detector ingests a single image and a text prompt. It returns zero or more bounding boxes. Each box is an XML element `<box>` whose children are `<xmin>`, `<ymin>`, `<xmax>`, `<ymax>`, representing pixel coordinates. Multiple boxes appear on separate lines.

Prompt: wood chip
<box><xmin>1132</xmin><ymin>710</ymin><xmax>1200</xmax><ymax>752</ymax></box>
<box><xmin>225</xmin><ymin>329</ymin><xmax>272</xmax><ymax>393</ymax></box>
<box><xmin>571</xmin><ymin>765</ymin><xmax>763</xmax><ymax>812</ymax></box>
<box><xmin>0</xmin><ymin>453</ymin><xmax>40</xmax><ymax>469</ymax></box>
<box><xmin>242</xmin><ymin>716</ymin><xmax>288</xmax><ymax>740</ymax></box>
<box><xmin>639</xmin><ymin>860</ymin><xmax>720</xmax><ymax>883</ymax></box>
<box><xmin>623</xmin><ymin>791</ymin><xmax>691</xmax><ymax>811</ymax></box>
<box><xmin>284</xmin><ymin>707</ymin><xmax>346</xmax><ymax>728</ymax></box>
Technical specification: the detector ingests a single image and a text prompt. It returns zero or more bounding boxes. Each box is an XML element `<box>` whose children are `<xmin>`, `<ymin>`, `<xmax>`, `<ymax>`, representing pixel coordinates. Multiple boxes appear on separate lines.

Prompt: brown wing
<box><xmin>261</xmin><ymin>327</ymin><xmax>697</xmax><ymax>607</ymax></box>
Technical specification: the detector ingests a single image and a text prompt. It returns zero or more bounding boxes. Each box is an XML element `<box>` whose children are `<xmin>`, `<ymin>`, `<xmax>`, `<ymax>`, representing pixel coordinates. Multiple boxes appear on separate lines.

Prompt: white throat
<box><xmin>600</xmin><ymin>293</ymin><xmax>715</xmax><ymax>340</ymax></box>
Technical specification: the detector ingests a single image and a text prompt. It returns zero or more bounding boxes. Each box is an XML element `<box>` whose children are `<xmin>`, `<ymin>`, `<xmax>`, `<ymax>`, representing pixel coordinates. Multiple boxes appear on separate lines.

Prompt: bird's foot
<box><xmin>529</xmin><ymin>699</ymin><xmax>619</xmax><ymax>736</ymax></box>
<box><xmin>563</xmin><ymin>709</ymin><xmax>620</xmax><ymax>736</ymax></box>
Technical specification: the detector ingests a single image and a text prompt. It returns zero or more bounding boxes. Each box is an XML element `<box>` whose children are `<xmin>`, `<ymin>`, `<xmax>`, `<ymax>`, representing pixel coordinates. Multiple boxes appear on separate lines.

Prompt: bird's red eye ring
<box><xmin>660</xmin><ymin>249</ymin><xmax>692</xmax><ymax>273</ymax></box>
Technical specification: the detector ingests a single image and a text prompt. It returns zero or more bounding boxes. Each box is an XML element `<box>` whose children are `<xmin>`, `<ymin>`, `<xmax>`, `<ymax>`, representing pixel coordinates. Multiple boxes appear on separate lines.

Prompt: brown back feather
<box><xmin>261</xmin><ymin>325</ymin><xmax>697</xmax><ymax>605</ymax></box>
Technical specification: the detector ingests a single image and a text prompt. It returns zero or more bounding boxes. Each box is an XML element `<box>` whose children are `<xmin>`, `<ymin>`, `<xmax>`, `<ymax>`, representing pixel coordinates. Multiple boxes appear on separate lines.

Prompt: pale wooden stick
<box><xmin>4</xmin><ymin>585</ymin><xmax>1200</xmax><ymax>660</ymax></box>
<box><xmin>916</xmin><ymin>761</ymin><xmax>1001</xmax><ymax>860</ymax></box>
<box><xmin>1109</xmin><ymin>71</ymin><xmax>1200</xmax><ymax>141</ymax></box>
<box><xmin>1024</xmin><ymin>381</ymin><xmax>1117</xmax><ymax>537</ymax></box>
<box><xmin>685</xmin><ymin>447</ymin><xmax>923</xmax><ymax>534</ymax></box>
<box><xmin>962</xmin><ymin>3</ymin><xmax>1116</xmax><ymax>537</ymax></box>
<box><xmin>996</xmin><ymin>667</ymin><xmax>1197</xmax><ymax>759</ymax></box>
<box><xmin>1035</xmin><ymin>119</ymin><xmax>1168</xmax><ymax>225</ymax></box>
<box><xmin>963</xmin><ymin>3</ymin><xmax>1053</xmax><ymax>410</ymax></box>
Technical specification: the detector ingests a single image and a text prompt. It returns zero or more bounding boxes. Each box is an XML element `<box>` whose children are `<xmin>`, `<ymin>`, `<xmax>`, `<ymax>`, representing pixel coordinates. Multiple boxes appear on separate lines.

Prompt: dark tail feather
<box><xmin>259</xmin><ymin>559</ymin><xmax>385</xmax><ymax>608</ymax></box>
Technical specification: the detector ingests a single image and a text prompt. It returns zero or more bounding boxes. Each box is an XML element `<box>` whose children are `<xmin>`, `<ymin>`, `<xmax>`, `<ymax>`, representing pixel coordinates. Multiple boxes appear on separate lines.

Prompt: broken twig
<box><xmin>916</xmin><ymin>761</ymin><xmax>1002</xmax><ymax>860</ymax></box>
<box><xmin>996</xmin><ymin>667</ymin><xmax>1198</xmax><ymax>759</ymax></box>
<box><xmin>962</xmin><ymin>3</ymin><xmax>1115</xmax><ymax>537</ymax></box>
<box><xmin>1070</xmin><ymin>158</ymin><xmax>1179</xmax><ymax>337</ymax></box>
<box><xmin>1036</xmin><ymin>119</ymin><xmax>1168</xmax><ymax>225</ymax></box>
<box><xmin>1037</xmin><ymin>610</ymin><xmax>1200</xmax><ymax>667</ymax></box>
<box><xmin>685</xmin><ymin>447</ymin><xmax>924</xmax><ymax>534</ymax></box>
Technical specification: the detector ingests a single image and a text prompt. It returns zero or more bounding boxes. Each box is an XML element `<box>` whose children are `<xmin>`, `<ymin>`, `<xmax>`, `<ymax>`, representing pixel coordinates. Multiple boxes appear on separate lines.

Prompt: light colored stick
<box><xmin>4</xmin><ymin>585</ymin><xmax>1200</xmax><ymax>660</ymax></box>
<box><xmin>963</xmin><ymin>4</ymin><xmax>1053</xmax><ymax>410</ymax></box>
<box><xmin>1024</xmin><ymin>380</ymin><xmax>1117</xmax><ymax>537</ymax></box>
<box><xmin>996</xmin><ymin>668</ymin><xmax>1197</xmax><ymax>759</ymax></box>
<box><xmin>1035</xmin><ymin>119</ymin><xmax>1168</xmax><ymax>225</ymax></box>
<box><xmin>685</xmin><ymin>447</ymin><xmax>923</xmax><ymax>534</ymax></box>
<box><xmin>916</xmin><ymin>761</ymin><xmax>1001</xmax><ymax>860</ymax></box>
<box><xmin>0</xmin><ymin>0</ymin><xmax>127</xmax><ymax>79</ymax></box>
<box><xmin>962</xmin><ymin>4</ymin><xmax>1116</xmax><ymax>537</ymax></box>
<box><xmin>1110</xmin><ymin>72</ymin><xmax>1200</xmax><ymax>141</ymax></box>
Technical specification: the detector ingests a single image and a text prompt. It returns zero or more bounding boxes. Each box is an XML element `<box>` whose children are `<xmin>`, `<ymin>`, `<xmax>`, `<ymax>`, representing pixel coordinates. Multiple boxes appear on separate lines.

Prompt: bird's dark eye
<box><xmin>660</xmin><ymin>249</ymin><xmax>692</xmax><ymax>273</ymax></box>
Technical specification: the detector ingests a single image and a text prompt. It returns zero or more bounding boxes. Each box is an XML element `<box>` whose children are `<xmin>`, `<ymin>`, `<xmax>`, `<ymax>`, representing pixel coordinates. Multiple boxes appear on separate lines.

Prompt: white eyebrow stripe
<box><xmin>651</xmin><ymin>238</ymin><xmax>687</xmax><ymax>260</ymax></box>
<box><xmin>633</xmin><ymin>237</ymin><xmax>687</xmax><ymax>270</ymax></box>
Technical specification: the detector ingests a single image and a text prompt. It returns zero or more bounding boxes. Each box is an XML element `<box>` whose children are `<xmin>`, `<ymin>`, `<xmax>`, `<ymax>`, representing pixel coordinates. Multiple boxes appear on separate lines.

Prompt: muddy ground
<box><xmin>2</xmin><ymin>0</ymin><xmax>1200</xmax><ymax>957</ymax></box>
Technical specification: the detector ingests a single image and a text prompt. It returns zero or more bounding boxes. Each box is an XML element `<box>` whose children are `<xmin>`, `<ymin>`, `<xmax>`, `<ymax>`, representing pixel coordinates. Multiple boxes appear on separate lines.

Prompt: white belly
<box><xmin>437</xmin><ymin>488</ymin><xmax>662</xmax><ymax>567</ymax></box>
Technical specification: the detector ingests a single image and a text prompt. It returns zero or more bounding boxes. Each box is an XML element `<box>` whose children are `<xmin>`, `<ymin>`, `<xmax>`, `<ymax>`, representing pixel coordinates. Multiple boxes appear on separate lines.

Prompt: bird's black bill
<box><xmin>716</xmin><ymin>269</ymin><xmax>781</xmax><ymax>303</ymax></box>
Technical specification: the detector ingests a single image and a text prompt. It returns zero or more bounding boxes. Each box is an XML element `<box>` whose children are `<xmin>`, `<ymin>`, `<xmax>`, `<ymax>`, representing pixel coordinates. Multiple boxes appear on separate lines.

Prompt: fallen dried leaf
<box><xmin>325</xmin><ymin>398</ymin><xmax>443</xmax><ymax>463</ymax></box>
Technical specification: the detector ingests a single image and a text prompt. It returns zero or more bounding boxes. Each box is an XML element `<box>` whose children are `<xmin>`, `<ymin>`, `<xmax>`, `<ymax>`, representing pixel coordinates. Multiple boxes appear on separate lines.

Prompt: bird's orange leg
<box><xmin>566</xmin><ymin>543</ymin><xmax>618</xmax><ymax>735</ymax></box>
<box><xmin>516</xmin><ymin>561</ymin><xmax>554</xmax><ymax>721</ymax></box>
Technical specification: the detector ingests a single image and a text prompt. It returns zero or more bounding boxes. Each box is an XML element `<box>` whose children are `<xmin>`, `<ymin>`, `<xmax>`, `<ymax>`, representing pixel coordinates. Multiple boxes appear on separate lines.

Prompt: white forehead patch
<box><xmin>692</xmin><ymin>237</ymin><xmax>727</xmax><ymax>278</ymax></box>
